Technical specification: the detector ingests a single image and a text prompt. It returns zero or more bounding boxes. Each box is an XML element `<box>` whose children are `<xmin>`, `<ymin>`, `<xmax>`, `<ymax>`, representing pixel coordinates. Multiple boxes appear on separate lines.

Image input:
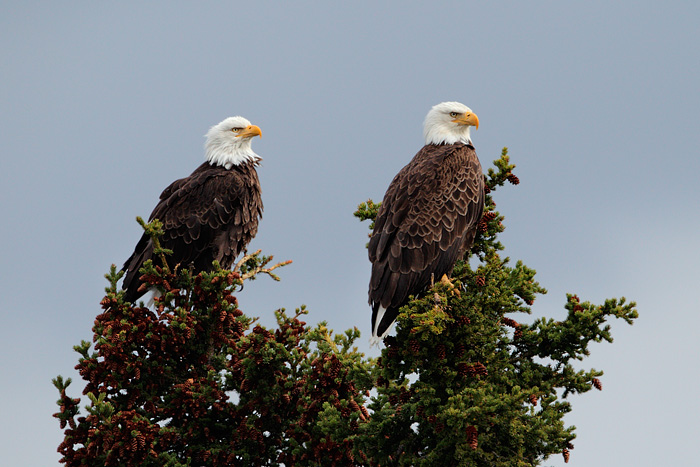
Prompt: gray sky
<box><xmin>1</xmin><ymin>2</ymin><xmax>698</xmax><ymax>465</ymax></box>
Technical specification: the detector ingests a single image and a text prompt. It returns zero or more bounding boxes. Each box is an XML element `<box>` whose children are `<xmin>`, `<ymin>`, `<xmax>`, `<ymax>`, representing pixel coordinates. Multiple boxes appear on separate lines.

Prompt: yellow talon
<box><xmin>439</xmin><ymin>274</ymin><xmax>461</xmax><ymax>296</ymax></box>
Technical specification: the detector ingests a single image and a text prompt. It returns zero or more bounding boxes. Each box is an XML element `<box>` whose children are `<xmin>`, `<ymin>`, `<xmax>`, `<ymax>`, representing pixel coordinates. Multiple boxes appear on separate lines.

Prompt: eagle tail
<box><xmin>122</xmin><ymin>271</ymin><xmax>146</xmax><ymax>304</ymax></box>
<box><xmin>370</xmin><ymin>304</ymin><xmax>398</xmax><ymax>346</ymax></box>
<box><xmin>121</xmin><ymin>235</ymin><xmax>154</xmax><ymax>303</ymax></box>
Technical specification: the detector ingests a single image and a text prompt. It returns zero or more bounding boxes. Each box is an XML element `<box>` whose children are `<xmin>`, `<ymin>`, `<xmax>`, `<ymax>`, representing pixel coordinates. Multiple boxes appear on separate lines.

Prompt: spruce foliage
<box><xmin>354</xmin><ymin>148</ymin><xmax>637</xmax><ymax>466</ymax></box>
<box><xmin>55</xmin><ymin>148</ymin><xmax>636</xmax><ymax>466</ymax></box>
<box><xmin>54</xmin><ymin>252</ymin><xmax>372</xmax><ymax>465</ymax></box>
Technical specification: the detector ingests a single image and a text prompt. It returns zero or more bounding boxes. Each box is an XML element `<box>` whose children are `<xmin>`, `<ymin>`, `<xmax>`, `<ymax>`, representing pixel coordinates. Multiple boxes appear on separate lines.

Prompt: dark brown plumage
<box><xmin>121</xmin><ymin>116</ymin><xmax>263</xmax><ymax>303</ymax></box>
<box><xmin>122</xmin><ymin>160</ymin><xmax>262</xmax><ymax>302</ymax></box>
<box><xmin>368</xmin><ymin>142</ymin><xmax>484</xmax><ymax>340</ymax></box>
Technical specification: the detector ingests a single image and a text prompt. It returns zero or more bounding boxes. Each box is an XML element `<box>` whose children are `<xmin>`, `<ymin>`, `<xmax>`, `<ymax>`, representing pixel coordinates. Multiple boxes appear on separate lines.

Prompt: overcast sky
<box><xmin>2</xmin><ymin>2</ymin><xmax>699</xmax><ymax>465</ymax></box>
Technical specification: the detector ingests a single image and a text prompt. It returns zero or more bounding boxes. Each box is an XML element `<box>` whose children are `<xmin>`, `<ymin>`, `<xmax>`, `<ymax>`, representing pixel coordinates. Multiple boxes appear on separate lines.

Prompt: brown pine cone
<box><xmin>436</xmin><ymin>344</ymin><xmax>446</xmax><ymax>360</ymax></box>
<box><xmin>466</xmin><ymin>425</ymin><xmax>478</xmax><ymax>450</ymax></box>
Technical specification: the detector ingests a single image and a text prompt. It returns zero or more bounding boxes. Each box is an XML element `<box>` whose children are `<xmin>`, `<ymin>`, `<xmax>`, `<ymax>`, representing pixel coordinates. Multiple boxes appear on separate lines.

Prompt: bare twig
<box><xmin>233</xmin><ymin>249</ymin><xmax>262</xmax><ymax>273</ymax></box>
<box><xmin>242</xmin><ymin>260</ymin><xmax>293</xmax><ymax>281</ymax></box>
<box><xmin>233</xmin><ymin>249</ymin><xmax>292</xmax><ymax>282</ymax></box>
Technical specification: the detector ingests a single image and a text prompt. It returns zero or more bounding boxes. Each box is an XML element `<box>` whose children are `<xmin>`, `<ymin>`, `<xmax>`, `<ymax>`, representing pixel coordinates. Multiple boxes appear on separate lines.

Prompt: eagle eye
<box><xmin>449</xmin><ymin>112</ymin><xmax>459</xmax><ymax>118</ymax></box>
<box><xmin>231</xmin><ymin>127</ymin><xmax>243</xmax><ymax>132</ymax></box>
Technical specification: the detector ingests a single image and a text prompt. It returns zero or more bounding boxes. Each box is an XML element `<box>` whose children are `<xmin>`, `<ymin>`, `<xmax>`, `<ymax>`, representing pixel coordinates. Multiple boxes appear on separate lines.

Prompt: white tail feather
<box><xmin>144</xmin><ymin>288</ymin><xmax>162</xmax><ymax>308</ymax></box>
<box><xmin>370</xmin><ymin>306</ymin><xmax>395</xmax><ymax>347</ymax></box>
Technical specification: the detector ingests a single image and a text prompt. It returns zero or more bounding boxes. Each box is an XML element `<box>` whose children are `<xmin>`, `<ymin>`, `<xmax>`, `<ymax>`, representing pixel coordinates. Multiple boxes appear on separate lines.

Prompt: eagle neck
<box><xmin>427</xmin><ymin>141</ymin><xmax>473</xmax><ymax>152</ymax></box>
<box><xmin>205</xmin><ymin>144</ymin><xmax>261</xmax><ymax>170</ymax></box>
<box><xmin>424</xmin><ymin>129</ymin><xmax>472</xmax><ymax>146</ymax></box>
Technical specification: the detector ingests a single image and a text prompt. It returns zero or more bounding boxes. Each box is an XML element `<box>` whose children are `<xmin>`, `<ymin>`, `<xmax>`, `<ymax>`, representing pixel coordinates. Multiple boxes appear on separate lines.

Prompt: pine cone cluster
<box><xmin>466</xmin><ymin>425</ymin><xmax>478</xmax><ymax>450</ymax></box>
<box><xmin>472</xmin><ymin>362</ymin><xmax>488</xmax><ymax>376</ymax></box>
<box><xmin>458</xmin><ymin>362</ymin><xmax>488</xmax><ymax>378</ymax></box>
<box><xmin>436</xmin><ymin>344</ymin><xmax>446</xmax><ymax>360</ymax></box>
<box><xmin>457</xmin><ymin>316</ymin><xmax>471</xmax><ymax>326</ymax></box>
<box><xmin>502</xmin><ymin>317</ymin><xmax>519</xmax><ymax>329</ymax></box>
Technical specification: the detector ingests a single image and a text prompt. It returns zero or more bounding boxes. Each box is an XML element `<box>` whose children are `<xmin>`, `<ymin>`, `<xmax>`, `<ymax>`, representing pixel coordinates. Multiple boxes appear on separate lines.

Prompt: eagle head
<box><xmin>423</xmin><ymin>101</ymin><xmax>479</xmax><ymax>146</ymax></box>
<box><xmin>205</xmin><ymin>116</ymin><xmax>262</xmax><ymax>169</ymax></box>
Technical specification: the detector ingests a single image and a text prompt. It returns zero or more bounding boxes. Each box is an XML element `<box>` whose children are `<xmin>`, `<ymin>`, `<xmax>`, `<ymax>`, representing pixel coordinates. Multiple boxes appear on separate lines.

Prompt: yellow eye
<box><xmin>450</xmin><ymin>112</ymin><xmax>459</xmax><ymax>118</ymax></box>
<box><xmin>231</xmin><ymin>127</ymin><xmax>243</xmax><ymax>132</ymax></box>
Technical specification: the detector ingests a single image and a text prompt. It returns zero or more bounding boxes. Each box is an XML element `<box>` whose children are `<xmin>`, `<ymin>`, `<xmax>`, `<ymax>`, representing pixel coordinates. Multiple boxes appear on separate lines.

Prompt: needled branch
<box><xmin>136</xmin><ymin>216</ymin><xmax>172</xmax><ymax>274</ymax></box>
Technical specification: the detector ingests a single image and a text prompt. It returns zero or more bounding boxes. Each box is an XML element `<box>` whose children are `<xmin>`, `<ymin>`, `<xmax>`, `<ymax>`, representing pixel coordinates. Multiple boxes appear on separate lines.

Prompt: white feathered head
<box><xmin>423</xmin><ymin>102</ymin><xmax>479</xmax><ymax>145</ymax></box>
<box><xmin>205</xmin><ymin>116</ymin><xmax>262</xmax><ymax>169</ymax></box>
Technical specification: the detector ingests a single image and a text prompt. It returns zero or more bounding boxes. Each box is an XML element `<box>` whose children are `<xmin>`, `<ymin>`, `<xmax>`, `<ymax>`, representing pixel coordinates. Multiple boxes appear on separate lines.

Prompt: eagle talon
<box><xmin>440</xmin><ymin>274</ymin><xmax>454</xmax><ymax>288</ymax></box>
<box><xmin>439</xmin><ymin>274</ymin><xmax>461</xmax><ymax>297</ymax></box>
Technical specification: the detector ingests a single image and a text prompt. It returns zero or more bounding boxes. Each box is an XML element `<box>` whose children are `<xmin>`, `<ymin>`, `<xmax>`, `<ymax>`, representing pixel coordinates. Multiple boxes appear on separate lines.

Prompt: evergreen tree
<box><xmin>353</xmin><ymin>148</ymin><xmax>637</xmax><ymax>466</ymax></box>
<box><xmin>55</xmin><ymin>149</ymin><xmax>636</xmax><ymax>466</ymax></box>
<box><xmin>54</xmin><ymin>239</ymin><xmax>373</xmax><ymax>466</ymax></box>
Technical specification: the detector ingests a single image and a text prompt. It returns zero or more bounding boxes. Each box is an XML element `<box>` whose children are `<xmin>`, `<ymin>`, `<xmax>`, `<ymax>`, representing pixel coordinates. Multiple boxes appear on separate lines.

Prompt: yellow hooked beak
<box><xmin>452</xmin><ymin>112</ymin><xmax>479</xmax><ymax>130</ymax></box>
<box><xmin>237</xmin><ymin>124</ymin><xmax>262</xmax><ymax>139</ymax></box>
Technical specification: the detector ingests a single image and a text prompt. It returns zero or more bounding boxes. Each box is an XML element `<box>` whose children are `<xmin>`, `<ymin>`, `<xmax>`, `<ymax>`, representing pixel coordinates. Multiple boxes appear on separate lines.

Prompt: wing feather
<box><xmin>122</xmin><ymin>161</ymin><xmax>262</xmax><ymax>302</ymax></box>
<box><xmin>368</xmin><ymin>143</ymin><xmax>485</xmax><ymax>322</ymax></box>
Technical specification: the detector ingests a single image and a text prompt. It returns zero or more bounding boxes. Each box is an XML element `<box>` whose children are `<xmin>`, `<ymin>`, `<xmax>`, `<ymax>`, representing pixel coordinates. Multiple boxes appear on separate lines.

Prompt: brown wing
<box><xmin>122</xmin><ymin>161</ymin><xmax>262</xmax><ymax>302</ymax></box>
<box><xmin>368</xmin><ymin>143</ymin><xmax>484</xmax><ymax>335</ymax></box>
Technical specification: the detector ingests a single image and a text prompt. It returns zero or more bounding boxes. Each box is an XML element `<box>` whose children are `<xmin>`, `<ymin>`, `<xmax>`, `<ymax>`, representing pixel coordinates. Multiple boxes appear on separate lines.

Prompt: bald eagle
<box><xmin>368</xmin><ymin>102</ymin><xmax>485</xmax><ymax>344</ymax></box>
<box><xmin>121</xmin><ymin>116</ymin><xmax>263</xmax><ymax>303</ymax></box>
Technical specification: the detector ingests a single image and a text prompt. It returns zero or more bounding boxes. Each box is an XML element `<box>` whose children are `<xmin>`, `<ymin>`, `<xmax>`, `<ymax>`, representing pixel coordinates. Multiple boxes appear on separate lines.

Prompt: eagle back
<box><xmin>151</xmin><ymin>161</ymin><xmax>262</xmax><ymax>270</ymax></box>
